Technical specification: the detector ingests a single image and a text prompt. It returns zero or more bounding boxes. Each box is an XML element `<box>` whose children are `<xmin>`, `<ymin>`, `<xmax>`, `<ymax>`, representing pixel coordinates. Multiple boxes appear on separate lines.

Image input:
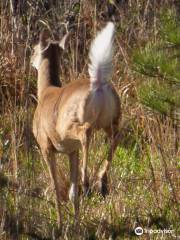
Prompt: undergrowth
<box><xmin>0</xmin><ymin>1</ymin><xmax>179</xmax><ymax>239</ymax></box>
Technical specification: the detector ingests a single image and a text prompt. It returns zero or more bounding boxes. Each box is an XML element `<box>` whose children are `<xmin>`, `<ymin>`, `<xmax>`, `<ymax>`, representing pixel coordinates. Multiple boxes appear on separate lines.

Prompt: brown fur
<box><xmin>31</xmin><ymin>29</ymin><xmax>121</xmax><ymax>227</ymax></box>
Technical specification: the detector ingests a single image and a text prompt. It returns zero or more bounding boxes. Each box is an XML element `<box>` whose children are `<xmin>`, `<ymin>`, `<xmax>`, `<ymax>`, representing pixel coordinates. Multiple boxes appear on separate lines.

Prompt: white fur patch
<box><xmin>69</xmin><ymin>183</ymin><xmax>76</xmax><ymax>202</ymax></box>
<box><xmin>31</xmin><ymin>44</ymin><xmax>42</xmax><ymax>70</ymax></box>
<box><xmin>88</xmin><ymin>22</ymin><xmax>115</xmax><ymax>90</ymax></box>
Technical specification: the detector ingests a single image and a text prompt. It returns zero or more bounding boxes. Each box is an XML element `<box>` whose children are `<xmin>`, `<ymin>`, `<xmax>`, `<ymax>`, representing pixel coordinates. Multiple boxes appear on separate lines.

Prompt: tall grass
<box><xmin>0</xmin><ymin>1</ymin><xmax>179</xmax><ymax>239</ymax></box>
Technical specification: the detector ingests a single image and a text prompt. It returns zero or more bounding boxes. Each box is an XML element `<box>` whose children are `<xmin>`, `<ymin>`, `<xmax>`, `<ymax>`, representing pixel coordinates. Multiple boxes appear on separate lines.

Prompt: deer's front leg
<box><xmin>42</xmin><ymin>149</ymin><xmax>62</xmax><ymax>228</ymax></box>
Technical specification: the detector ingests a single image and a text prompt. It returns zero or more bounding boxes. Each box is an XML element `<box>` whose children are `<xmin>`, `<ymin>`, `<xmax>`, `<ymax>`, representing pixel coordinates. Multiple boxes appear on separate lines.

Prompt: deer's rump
<box><xmin>56</xmin><ymin>80</ymin><xmax>120</xmax><ymax>137</ymax></box>
<box><xmin>33</xmin><ymin>79</ymin><xmax>120</xmax><ymax>154</ymax></box>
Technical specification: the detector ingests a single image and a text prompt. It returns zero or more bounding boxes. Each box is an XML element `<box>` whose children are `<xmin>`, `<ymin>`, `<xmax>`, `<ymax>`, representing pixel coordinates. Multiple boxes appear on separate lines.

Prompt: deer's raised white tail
<box><xmin>89</xmin><ymin>22</ymin><xmax>115</xmax><ymax>90</ymax></box>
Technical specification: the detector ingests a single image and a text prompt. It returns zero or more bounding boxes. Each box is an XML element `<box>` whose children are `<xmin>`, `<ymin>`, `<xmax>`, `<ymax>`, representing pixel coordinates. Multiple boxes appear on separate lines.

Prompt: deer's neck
<box><xmin>37</xmin><ymin>58</ymin><xmax>61</xmax><ymax>99</ymax></box>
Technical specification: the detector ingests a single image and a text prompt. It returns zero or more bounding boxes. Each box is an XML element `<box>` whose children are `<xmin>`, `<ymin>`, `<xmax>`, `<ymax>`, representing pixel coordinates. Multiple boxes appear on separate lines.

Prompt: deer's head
<box><xmin>31</xmin><ymin>29</ymin><xmax>70</xmax><ymax>70</ymax></box>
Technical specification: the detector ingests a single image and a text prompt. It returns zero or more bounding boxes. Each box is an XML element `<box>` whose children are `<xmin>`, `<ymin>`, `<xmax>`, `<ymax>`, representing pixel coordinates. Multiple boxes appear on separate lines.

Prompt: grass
<box><xmin>0</xmin><ymin>0</ymin><xmax>179</xmax><ymax>239</ymax></box>
<box><xmin>0</xmin><ymin>124</ymin><xmax>179</xmax><ymax>239</ymax></box>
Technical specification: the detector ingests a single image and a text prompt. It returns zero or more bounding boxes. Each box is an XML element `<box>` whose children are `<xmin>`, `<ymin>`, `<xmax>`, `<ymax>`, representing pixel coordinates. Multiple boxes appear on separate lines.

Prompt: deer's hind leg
<box><xmin>80</xmin><ymin>126</ymin><xmax>91</xmax><ymax>196</ymax></box>
<box><xmin>69</xmin><ymin>151</ymin><xmax>79</xmax><ymax>221</ymax></box>
<box><xmin>98</xmin><ymin>125</ymin><xmax>121</xmax><ymax>197</ymax></box>
<box><xmin>66</xmin><ymin>122</ymin><xmax>91</xmax><ymax>196</ymax></box>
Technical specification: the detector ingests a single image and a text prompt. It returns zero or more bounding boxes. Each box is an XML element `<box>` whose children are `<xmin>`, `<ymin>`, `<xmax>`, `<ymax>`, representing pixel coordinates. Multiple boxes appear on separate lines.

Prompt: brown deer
<box><xmin>31</xmin><ymin>22</ymin><xmax>121</xmax><ymax>226</ymax></box>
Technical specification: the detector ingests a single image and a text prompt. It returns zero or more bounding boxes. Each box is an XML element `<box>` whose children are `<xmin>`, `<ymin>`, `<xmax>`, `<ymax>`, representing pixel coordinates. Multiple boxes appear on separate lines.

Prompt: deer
<box><xmin>31</xmin><ymin>22</ymin><xmax>121</xmax><ymax>227</ymax></box>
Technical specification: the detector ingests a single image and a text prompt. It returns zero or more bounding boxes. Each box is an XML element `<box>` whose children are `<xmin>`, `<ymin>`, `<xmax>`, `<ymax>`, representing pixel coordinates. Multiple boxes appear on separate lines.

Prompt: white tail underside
<box><xmin>88</xmin><ymin>22</ymin><xmax>115</xmax><ymax>90</ymax></box>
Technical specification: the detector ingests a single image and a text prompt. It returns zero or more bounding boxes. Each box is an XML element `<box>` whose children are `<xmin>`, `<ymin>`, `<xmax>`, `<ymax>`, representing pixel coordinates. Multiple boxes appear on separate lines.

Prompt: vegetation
<box><xmin>134</xmin><ymin>9</ymin><xmax>180</xmax><ymax>116</ymax></box>
<box><xmin>0</xmin><ymin>0</ymin><xmax>179</xmax><ymax>239</ymax></box>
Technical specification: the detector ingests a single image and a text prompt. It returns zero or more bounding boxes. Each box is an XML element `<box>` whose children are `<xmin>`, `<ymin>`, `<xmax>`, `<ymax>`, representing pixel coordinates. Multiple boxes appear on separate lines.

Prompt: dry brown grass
<box><xmin>0</xmin><ymin>1</ymin><xmax>179</xmax><ymax>239</ymax></box>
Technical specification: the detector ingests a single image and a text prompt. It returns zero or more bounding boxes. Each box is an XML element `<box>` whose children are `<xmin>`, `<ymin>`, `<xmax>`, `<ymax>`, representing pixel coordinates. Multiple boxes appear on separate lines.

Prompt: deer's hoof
<box><xmin>83</xmin><ymin>180</ymin><xmax>91</xmax><ymax>197</ymax></box>
<box><xmin>98</xmin><ymin>174</ymin><xmax>109</xmax><ymax>197</ymax></box>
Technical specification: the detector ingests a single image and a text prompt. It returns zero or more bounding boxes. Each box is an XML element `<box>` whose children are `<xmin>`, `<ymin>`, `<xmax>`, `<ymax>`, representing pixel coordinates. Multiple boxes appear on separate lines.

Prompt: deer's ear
<box><xmin>59</xmin><ymin>32</ymin><xmax>70</xmax><ymax>50</ymax></box>
<box><xmin>40</xmin><ymin>29</ymin><xmax>50</xmax><ymax>49</ymax></box>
